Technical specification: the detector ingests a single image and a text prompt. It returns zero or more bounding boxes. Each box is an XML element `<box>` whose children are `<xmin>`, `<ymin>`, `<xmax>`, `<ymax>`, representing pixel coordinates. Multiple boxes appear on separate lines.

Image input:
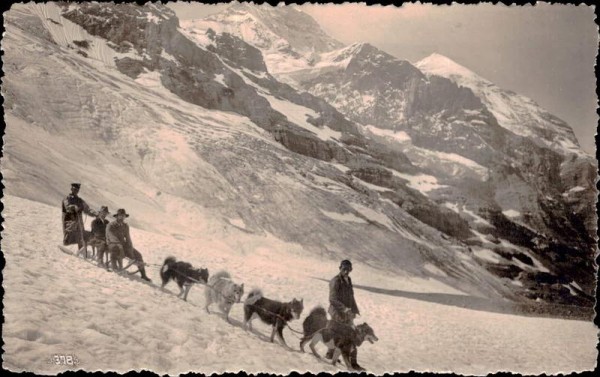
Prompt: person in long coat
<box><xmin>327</xmin><ymin>259</ymin><xmax>363</xmax><ymax>369</ymax></box>
<box><xmin>329</xmin><ymin>259</ymin><xmax>360</xmax><ymax>322</ymax></box>
<box><xmin>62</xmin><ymin>183</ymin><xmax>97</xmax><ymax>252</ymax></box>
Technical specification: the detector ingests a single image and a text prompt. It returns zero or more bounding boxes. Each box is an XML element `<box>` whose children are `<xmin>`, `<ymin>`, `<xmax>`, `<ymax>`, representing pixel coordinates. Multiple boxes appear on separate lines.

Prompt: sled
<box><xmin>58</xmin><ymin>245</ymin><xmax>154</xmax><ymax>288</ymax></box>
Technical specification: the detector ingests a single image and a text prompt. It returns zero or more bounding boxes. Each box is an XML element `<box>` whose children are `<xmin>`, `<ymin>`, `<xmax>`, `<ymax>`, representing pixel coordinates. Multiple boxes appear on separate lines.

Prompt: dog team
<box><xmin>160</xmin><ymin>257</ymin><xmax>378</xmax><ymax>371</ymax></box>
<box><xmin>61</xmin><ymin>183</ymin><xmax>378</xmax><ymax>371</ymax></box>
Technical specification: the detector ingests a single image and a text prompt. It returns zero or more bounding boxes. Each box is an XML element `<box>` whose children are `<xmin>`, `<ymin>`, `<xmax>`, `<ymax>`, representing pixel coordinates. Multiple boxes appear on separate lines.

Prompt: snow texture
<box><xmin>3</xmin><ymin>195</ymin><xmax>597</xmax><ymax>374</ymax></box>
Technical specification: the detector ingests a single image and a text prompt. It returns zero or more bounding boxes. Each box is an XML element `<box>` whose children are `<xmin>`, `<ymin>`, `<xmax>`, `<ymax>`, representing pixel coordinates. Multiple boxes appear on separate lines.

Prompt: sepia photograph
<box><xmin>1</xmin><ymin>1</ymin><xmax>598</xmax><ymax>375</ymax></box>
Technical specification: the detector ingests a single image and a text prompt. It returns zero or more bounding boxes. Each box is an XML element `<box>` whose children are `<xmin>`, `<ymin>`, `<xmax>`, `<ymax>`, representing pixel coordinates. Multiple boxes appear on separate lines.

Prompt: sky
<box><xmin>167</xmin><ymin>2</ymin><xmax>598</xmax><ymax>154</ymax></box>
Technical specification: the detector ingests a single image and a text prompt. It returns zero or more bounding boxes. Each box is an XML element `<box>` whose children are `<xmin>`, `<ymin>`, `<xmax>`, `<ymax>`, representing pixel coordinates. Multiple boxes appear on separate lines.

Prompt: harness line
<box><xmin>245</xmin><ymin>302</ymin><xmax>305</xmax><ymax>336</ymax></box>
<box><xmin>163</xmin><ymin>266</ymin><xmax>242</xmax><ymax>303</ymax></box>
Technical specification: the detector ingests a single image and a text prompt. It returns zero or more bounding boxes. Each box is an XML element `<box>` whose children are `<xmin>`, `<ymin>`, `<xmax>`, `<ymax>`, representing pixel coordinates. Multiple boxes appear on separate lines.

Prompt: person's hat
<box><xmin>113</xmin><ymin>208</ymin><xmax>130</xmax><ymax>218</ymax></box>
<box><xmin>98</xmin><ymin>206</ymin><xmax>110</xmax><ymax>214</ymax></box>
<box><xmin>71</xmin><ymin>183</ymin><xmax>81</xmax><ymax>188</ymax></box>
<box><xmin>340</xmin><ymin>259</ymin><xmax>353</xmax><ymax>270</ymax></box>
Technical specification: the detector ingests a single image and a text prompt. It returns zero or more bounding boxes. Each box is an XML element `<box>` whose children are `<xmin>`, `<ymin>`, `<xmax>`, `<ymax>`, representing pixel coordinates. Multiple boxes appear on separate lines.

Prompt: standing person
<box><xmin>89</xmin><ymin>206</ymin><xmax>110</xmax><ymax>268</ymax></box>
<box><xmin>327</xmin><ymin>259</ymin><xmax>362</xmax><ymax>368</ymax></box>
<box><xmin>62</xmin><ymin>183</ymin><xmax>98</xmax><ymax>255</ymax></box>
<box><xmin>329</xmin><ymin>259</ymin><xmax>360</xmax><ymax>323</ymax></box>
<box><xmin>106</xmin><ymin>208</ymin><xmax>151</xmax><ymax>282</ymax></box>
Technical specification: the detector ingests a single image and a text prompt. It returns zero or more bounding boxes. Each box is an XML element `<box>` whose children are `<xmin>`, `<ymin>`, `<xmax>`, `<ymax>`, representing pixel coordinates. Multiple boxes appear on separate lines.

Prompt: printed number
<box><xmin>51</xmin><ymin>354</ymin><xmax>78</xmax><ymax>365</ymax></box>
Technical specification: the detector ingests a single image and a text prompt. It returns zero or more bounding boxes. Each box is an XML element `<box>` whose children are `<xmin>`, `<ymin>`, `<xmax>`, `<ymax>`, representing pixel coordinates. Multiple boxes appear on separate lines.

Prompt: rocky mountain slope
<box><xmin>3</xmin><ymin>2</ymin><xmax>504</xmax><ymax>299</ymax></box>
<box><xmin>184</xmin><ymin>4</ymin><xmax>597</xmax><ymax>306</ymax></box>
<box><xmin>415</xmin><ymin>52</ymin><xmax>597</xmax><ymax>240</ymax></box>
<box><xmin>2</xmin><ymin>2</ymin><xmax>596</xmax><ymax>308</ymax></box>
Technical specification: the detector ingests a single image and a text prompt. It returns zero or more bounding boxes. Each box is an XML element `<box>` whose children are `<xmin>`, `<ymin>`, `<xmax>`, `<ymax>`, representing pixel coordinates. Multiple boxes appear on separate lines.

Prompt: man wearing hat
<box><xmin>329</xmin><ymin>259</ymin><xmax>360</xmax><ymax>323</ymax></box>
<box><xmin>327</xmin><ymin>259</ymin><xmax>361</xmax><ymax>364</ymax></box>
<box><xmin>62</xmin><ymin>183</ymin><xmax>98</xmax><ymax>251</ymax></box>
<box><xmin>89</xmin><ymin>206</ymin><xmax>110</xmax><ymax>268</ymax></box>
<box><xmin>106</xmin><ymin>208</ymin><xmax>151</xmax><ymax>281</ymax></box>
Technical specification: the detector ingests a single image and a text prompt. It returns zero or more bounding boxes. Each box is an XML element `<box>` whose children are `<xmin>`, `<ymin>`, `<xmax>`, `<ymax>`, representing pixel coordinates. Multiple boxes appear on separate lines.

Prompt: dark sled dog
<box><xmin>300</xmin><ymin>306</ymin><xmax>378</xmax><ymax>371</ymax></box>
<box><xmin>244</xmin><ymin>289</ymin><xmax>304</xmax><ymax>349</ymax></box>
<box><xmin>160</xmin><ymin>257</ymin><xmax>209</xmax><ymax>301</ymax></box>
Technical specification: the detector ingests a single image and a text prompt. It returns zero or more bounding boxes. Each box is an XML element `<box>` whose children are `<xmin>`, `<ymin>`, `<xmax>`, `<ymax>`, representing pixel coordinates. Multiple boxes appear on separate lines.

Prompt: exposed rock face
<box><xmin>415</xmin><ymin>52</ymin><xmax>597</xmax><ymax>248</ymax></box>
<box><xmin>61</xmin><ymin>3</ymin><xmax>281</xmax><ymax>131</ymax></box>
<box><xmin>205</xmin><ymin>29</ymin><xmax>268</xmax><ymax>72</ymax></box>
<box><xmin>273</xmin><ymin>127</ymin><xmax>352</xmax><ymax>162</ymax></box>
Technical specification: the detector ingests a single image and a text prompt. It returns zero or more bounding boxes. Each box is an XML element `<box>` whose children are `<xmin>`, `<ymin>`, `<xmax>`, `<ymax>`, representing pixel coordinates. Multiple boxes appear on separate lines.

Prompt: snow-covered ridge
<box><xmin>208</xmin><ymin>2</ymin><xmax>344</xmax><ymax>54</ymax></box>
<box><xmin>415</xmin><ymin>53</ymin><xmax>491</xmax><ymax>85</ymax></box>
<box><xmin>415</xmin><ymin>53</ymin><xmax>584</xmax><ymax>156</ymax></box>
<box><xmin>182</xmin><ymin>3</ymin><xmax>345</xmax><ymax>77</ymax></box>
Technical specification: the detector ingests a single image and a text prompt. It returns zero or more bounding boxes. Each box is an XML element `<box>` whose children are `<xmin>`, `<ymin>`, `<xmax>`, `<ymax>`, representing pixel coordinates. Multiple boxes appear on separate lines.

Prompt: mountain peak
<box><xmin>416</xmin><ymin>53</ymin><xmax>583</xmax><ymax>155</ymax></box>
<box><xmin>198</xmin><ymin>3</ymin><xmax>343</xmax><ymax>55</ymax></box>
<box><xmin>182</xmin><ymin>3</ymin><xmax>344</xmax><ymax>75</ymax></box>
<box><xmin>340</xmin><ymin>42</ymin><xmax>397</xmax><ymax>62</ymax></box>
<box><xmin>415</xmin><ymin>53</ymin><xmax>485</xmax><ymax>82</ymax></box>
<box><xmin>347</xmin><ymin>42</ymin><xmax>376</xmax><ymax>54</ymax></box>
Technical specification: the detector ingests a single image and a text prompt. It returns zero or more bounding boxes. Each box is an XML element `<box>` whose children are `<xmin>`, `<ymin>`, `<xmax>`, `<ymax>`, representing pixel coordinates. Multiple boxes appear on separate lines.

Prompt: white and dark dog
<box><xmin>300</xmin><ymin>306</ymin><xmax>378</xmax><ymax>371</ymax></box>
<box><xmin>160</xmin><ymin>257</ymin><xmax>209</xmax><ymax>301</ymax></box>
<box><xmin>243</xmin><ymin>289</ymin><xmax>303</xmax><ymax>349</ymax></box>
<box><xmin>204</xmin><ymin>271</ymin><xmax>244</xmax><ymax>323</ymax></box>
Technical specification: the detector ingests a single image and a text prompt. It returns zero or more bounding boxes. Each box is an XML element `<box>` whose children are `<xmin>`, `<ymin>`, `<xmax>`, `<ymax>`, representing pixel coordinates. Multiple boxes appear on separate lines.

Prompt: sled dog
<box><xmin>243</xmin><ymin>289</ymin><xmax>303</xmax><ymax>348</ymax></box>
<box><xmin>160</xmin><ymin>257</ymin><xmax>209</xmax><ymax>301</ymax></box>
<box><xmin>299</xmin><ymin>306</ymin><xmax>329</xmax><ymax>351</ymax></box>
<box><xmin>204</xmin><ymin>271</ymin><xmax>244</xmax><ymax>323</ymax></box>
<box><xmin>300</xmin><ymin>306</ymin><xmax>378</xmax><ymax>371</ymax></box>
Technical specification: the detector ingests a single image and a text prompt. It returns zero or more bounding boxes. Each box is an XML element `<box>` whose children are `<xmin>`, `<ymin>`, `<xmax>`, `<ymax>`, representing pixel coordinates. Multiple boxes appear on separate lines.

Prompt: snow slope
<box><xmin>4</xmin><ymin>2</ymin><xmax>520</xmax><ymax>303</ymax></box>
<box><xmin>3</xmin><ymin>195</ymin><xmax>597</xmax><ymax>374</ymax></box>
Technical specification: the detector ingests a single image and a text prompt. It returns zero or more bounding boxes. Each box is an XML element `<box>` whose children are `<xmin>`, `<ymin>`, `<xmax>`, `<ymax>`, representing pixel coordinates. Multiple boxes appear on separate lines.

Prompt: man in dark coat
<box><xmin>62</xmin><ymin>183</ymin><xmax>97</xmax><ymax>253</ymax></box>
<box><xmin>106</xmin><ymin>208</ymin><xmax>151</xmax><ymax>281</ymax></box>
<box><xmin>89</xmin><ymin>206</ymin><xmax>110</xmax><ymax>268</ymax></box>
<box><xmin>329</xmin><ymin>259</ymin><xmax>360</xmax><ymax>323</ymax></box>
<box><xmin>327</xmin><ymin>259</ymin><xmax>362</xmax><ymax>368</ymax></box>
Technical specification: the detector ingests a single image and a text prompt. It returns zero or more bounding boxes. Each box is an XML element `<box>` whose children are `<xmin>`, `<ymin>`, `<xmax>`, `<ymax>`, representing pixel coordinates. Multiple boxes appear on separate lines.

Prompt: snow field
<box><xmin>261</xmin><ymin>94</ymin><xmax>342</xmax><ymax>141</ymax></box>
<box><xmin>3</xmin><ymin>195</ymin><xmax>597</xmax><ymax>375</ymax></box>
<box><xmin>388</xmin><ymin>168</ymin><xmax>447</xmax><ymax>195</ymax></box>
<box><xmin>364</xmin><ymin>125</ymin><xmax>411</xmax><ymax>143</ymax></box>
<box><xmin>502</xmin><ymin>209</ymin><xmax>521</xmax><ymax>218</ymax></box>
